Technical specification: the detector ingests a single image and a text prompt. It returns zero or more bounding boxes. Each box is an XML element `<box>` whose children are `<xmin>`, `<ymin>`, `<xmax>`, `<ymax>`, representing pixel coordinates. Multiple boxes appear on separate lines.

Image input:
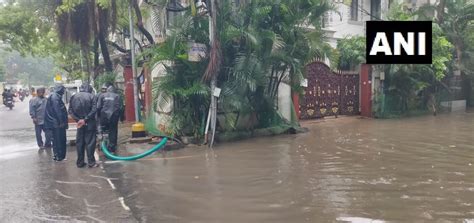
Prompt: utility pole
<box><xmin>209</xmin><ymin>0</ymin><xmax>217</xmax><ymax>148</ymax></box>
<box><xmin>129</xmin><ymin>0</ymin><xmax>140</xmax><ymax>122</ymax></box>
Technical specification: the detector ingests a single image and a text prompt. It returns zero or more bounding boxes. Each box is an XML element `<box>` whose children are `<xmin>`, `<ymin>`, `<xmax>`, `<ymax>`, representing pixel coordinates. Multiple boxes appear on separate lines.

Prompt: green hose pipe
<box><xmin>101</xmin><ymin>137</ymin><xmax>168</xmax><ymax>161</ymax></box>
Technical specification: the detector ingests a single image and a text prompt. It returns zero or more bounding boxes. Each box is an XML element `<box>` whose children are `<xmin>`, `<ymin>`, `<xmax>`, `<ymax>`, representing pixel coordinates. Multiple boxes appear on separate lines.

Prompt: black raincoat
<box><xmin>68</xmin><ymin>83</ymin><xmax>98</xmax><ymax>167</ymax></box>
<box><xmin>97</xmin><ymin>86</ymin><xmax>122</xmax><ymax>121</ymax></box>
<box><xmin>97</xmin><ymin>86</ymin><xmax>122</xmax><ymax>152</ymax></box>
<box><xmin>68</xmin><ymin>84</ymin><xmax>97</xmax><ymax>130</ymax></box>
<box><xmin>44</xmin><ymin>85</ymin><xmax>68</xmax><ymax>130</ymax></box>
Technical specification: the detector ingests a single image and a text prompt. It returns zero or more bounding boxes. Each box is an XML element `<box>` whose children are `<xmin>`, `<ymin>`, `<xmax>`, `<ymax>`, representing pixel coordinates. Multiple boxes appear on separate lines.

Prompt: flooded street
<box><xmin>1</xmin><ymin>100</ymin><xmax>473</xmax><ymax>222</ymax></box>
<box><xmin>104</xmin><ymin>113</ymin><xmax>474</xmax><ymax>222</ymax></box>
<box><xmin>0</xmin><ymin>101</ymin><xmax>134</xmax><ymax>222</ymax></box>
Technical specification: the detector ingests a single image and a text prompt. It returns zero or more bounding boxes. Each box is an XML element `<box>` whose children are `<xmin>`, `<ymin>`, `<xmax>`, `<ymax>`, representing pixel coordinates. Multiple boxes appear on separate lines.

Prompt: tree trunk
<box><xmin>267</xmin><ymin>66</ymin><xmax>276</xmax><ymax>95</ymax></box>
<box><xmin>98</xmin><ymin>30</ymin><xmax>113</xmax><ymax>72</ymax></box>
<box><xmin>99</xmin><ymin>32</ymin><xmax>114</xmax><ymax>72</ymax></box>
<box><xmin>208</xmin><ymin>0</ymin><xmax>220</xmax><ymax>148</ymax></box>
<box><xmin>273</xmin><ymin>68</ymin><xmax>287</xmax><ymax>100</ymax></box>
<box><xmin>95</xmin><ymin>4</ymin><xmax>113</xmax><ymax>73</ymax></box>
<box><xmin>132</xmin><ymin>0</ymin><xmax>155</xmax><ymax>45</ymax></box>
<box><xmin>93</xmin><ymin>38</ymin><xmax>100</xmax><ymax>80</ymax></box>
<box><xmin>436</xmin><ymin>0</ymin><xmax>446</xmax><ymax>24</ymax></box>
<box><xmin>81</xmin><ymin>45</ymin><xmax>92</xmax><ymax>82</ymax></box>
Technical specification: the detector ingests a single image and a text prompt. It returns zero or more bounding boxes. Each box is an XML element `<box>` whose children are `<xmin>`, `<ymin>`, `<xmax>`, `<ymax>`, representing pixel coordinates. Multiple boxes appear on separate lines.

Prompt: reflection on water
<box><xmin>106</xmin><ymin>112</ymin><xmax>474</xmax><ymax>222</ymax></box>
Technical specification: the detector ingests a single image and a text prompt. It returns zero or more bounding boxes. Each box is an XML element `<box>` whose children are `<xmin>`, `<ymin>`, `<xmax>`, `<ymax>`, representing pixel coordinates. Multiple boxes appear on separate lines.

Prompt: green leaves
<box><xmin>336</xmin><ymin>36</ymin><xmax>366</xmax><ymax>70</ymax></box>
<box><xmin>55</xmin><ymin>0</ymin><xmax>84</xmax><ymax>14</ymax></box>
<box><xmin>0</xmin><ymin>4</ymin><xmax>50</xmax><ymax>56</ymax></box>
<box><xmin>150</xmin><ymin>0</ymin><xmax>332</xmax><ymax>135</ymax></box>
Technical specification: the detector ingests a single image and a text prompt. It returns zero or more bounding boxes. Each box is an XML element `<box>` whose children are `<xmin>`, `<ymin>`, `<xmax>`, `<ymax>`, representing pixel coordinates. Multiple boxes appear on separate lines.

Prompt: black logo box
<box><xmin>366</xmin><ymin>21</ymin><xmax>432</xmax><ymax>64</ymax></box>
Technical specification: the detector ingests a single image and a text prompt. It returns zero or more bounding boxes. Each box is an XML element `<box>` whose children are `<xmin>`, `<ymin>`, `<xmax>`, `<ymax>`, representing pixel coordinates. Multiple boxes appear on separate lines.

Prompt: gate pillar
<box><xmin>360</xmin><ymin>64</ymin><xmax>372</xmax><ymax>117</ymax></box>
<box><xmin>124</xmin><ymin>65</ymin><xmax>136</xmax><ymax>122</ymax></box>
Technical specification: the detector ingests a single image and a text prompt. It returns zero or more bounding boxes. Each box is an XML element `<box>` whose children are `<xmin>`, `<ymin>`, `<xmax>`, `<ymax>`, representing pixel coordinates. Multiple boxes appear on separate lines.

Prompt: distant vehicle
<box><xmin>3</xmin><ymin>90</ymin><xmax>15</xmax><ymax>110</ymax></box>
<box><xmin>5</xmin><ymin>98</ymin><xmax>14</xmax><ymax>110</ymax></box>
<box><xmin>19</xmin><ymin>90</ymin><xmax>25</xmax><ymax>102</ymax></box>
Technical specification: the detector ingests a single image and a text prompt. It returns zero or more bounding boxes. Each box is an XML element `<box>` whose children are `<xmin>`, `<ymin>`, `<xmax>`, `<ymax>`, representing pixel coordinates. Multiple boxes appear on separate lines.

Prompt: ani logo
<box><xmin>366</xmin><ymin>21</ymin><xmax>432</xmax><ymax>64</ymax></box>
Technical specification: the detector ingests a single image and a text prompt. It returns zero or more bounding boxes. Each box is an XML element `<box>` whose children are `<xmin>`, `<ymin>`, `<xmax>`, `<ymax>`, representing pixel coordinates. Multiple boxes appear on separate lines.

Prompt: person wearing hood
<box><xmin>96</xmin><ymin>83</ymin><xmax>109</xmax><ymax>133</ymax></box>
<box><xmin>44</xmin><ymin>84</ymin><xmax>68</xmax><ymax>162</ymax></box>
<box><xmin>2</xmin><ymin>89</ymin><xmax>16</xmax><ymax>105</ymax></box>
<box><xmin>29</xmin><ymin>87</ymin><xmax>52</xmax><ymax>149</ymax></box>
<box><xmin>68</xmin><ymin>83</ymin><xmax>99</xmax><ymax>168</ymax></box>
<box><xmin>97</xmin><ymin>84</ymin><xmax>123</xmax><ymax>154</ymax></box>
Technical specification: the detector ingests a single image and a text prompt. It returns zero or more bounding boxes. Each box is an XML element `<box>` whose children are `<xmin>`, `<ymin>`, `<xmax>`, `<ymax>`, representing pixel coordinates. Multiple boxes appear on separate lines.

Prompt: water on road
<box><xmin>0</xmin><ymin>99</ymin><xmax>134</xmax><ymax>222</ymax></box>
<box><xmin>104</xmin><ymin>113</ymin><xmax>474</xmax><ymax>222</ymax></box>
<box><xmin>1</xmin><ymin>98</ymin><xmax>473</xmax><ymax>222</ymax></box>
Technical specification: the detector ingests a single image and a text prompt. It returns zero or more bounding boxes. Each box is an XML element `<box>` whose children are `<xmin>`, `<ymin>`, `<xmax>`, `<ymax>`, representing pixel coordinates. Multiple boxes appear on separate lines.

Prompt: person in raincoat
<box><xmin>2</xmin><ymin>88</ymin><xmax>15</xmax><ymax>105</ymax></box>
<box><xmin>95</xmin><ymin>84</ymin><xmax>109</xmax><ymax>133</ymax></box>
<box><xmin>68</xmin><ymin>83</ymin><xmax>99</xmax><ymax>168</ymax></box>
<box><xmin>29</xmin><ymin>87</ymin><xmax>52</xmax><ymax>149</ymax></box>
<box><xmin>44</xmin><ymin>84</ymin><xmax>68</xmax><ymax>162</ymax></box>
<box><xmin>97</xmin><ymin>85</ymin><xmax>123</xmax><ymax>154</ymax></box>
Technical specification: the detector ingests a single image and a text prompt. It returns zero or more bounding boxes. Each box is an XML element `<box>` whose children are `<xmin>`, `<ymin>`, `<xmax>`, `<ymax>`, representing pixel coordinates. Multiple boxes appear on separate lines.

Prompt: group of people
<box><xmin>29</xmin><ymin>83</ymin><xmax>123</xmax><ymax>168</ymax></box>
<box><xmin>2</xmin><ymin>88</ymin><xmax>29</xmax><ymax>105</ymax></box>
<box><xmin>2</xmin><ymin>89</ymin><xmax>15</xmax><ymax>105</ymax></box>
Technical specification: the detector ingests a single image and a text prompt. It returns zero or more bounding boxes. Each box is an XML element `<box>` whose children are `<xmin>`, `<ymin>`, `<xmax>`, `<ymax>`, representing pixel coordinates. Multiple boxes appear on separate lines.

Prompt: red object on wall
<box><xmin>292</xmin><ymin>92</ymin><xmax>300</xmax><ymax>120</ymax></box>
<box><xmin>360</xmin><ymin>64</ymin><xmax>372</xmax><ymax>117</ymax></box>
<box><xmin>123</xmin><ymin>65</ymin><xmax>136</xmax><ymax>122</ymax></box>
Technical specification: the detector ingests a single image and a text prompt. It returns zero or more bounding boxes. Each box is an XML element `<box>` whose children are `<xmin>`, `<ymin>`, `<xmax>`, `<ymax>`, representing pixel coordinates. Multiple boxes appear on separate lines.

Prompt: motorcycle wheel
<box><xmin>9</xmin><ymin>106</ymin><xmax>12</xmax><ymax>110</ymax></box>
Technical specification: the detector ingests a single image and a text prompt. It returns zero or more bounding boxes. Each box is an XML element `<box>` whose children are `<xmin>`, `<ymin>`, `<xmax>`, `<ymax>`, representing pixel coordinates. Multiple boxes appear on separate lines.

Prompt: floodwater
<box><xmin>0</xmin><ymin>101</ymin><xmax>135</xmax><ymax>222</ymax></box>
<box><xmin>104</xmin><ymin>112</ymin><xmax>474</xmax><ymax>222</ymax></box>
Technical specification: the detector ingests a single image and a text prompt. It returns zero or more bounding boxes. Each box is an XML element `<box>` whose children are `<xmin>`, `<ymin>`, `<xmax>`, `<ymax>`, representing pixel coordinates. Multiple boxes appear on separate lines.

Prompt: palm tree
<box><xmin>55</xmin><ymin>0</ymin><xmax>117</xmax><ymax>73</ymax></box>
<box><xmin>54</xmin><ymin>0</ymin><xmax>157</xmax><ymax>77</ymax></box>
<box><xmin>218</xmin><ymin>0</ymin><xmax>333</xmax><ymax>126</ymax></box>
<box><xmin>148</xmin><ymin>0</ymin><xmax>333</xmax><ymax>137</ymax></box>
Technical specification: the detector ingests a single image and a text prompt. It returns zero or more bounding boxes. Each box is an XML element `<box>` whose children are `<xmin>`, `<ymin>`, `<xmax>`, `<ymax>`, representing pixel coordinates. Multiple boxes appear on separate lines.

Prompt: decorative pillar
<box><xmin>360</xmin><ymin>64</ymin><xmax>372</xmax><ymax>117</ymax></box>
<box><xmin>124</xmin><ymin>65</ymin><xmax>136</xmax><ymax>122</ymax></box>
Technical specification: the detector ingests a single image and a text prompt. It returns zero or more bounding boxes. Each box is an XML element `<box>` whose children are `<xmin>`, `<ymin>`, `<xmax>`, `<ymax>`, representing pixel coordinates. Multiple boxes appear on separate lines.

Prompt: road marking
<box><xmin>118</xmin><ymin>197</ymin><xmax>131</xmax><ymax>211</ymax></box>
<box><xmin>126</xmin><ymin>191</ymin><xmax>139</xmax><ymax>198</ymax></box>
<box><xmin>55</xmin><ymin>189</ymin><xmax>74</xmax><ymax>199</ymax></box>
<box><xmin>102</xmin><ymin>160</ymin><xmax>124</xmax><ymax>164</ymax></box>
<box><xmin>107</xmin><ymin>178</ymin><xmax>116</xmax><ymax>190</ymax></box>
<box><xmin>89</xmin><ymin>175</ymin><xmax>118</xmax><ymax>180</ymax></box>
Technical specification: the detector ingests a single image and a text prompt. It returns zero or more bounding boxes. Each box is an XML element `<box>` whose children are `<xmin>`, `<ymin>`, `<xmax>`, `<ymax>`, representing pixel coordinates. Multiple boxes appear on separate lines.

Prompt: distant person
<box><xmin>2</xmin><ymin>89</ymin><xmax>15</xmax><ymax>105</ymax></box>
<box><xmin>68</xmin><ymin>83</ymin><xmax>99</xmax><ymax>168</ymax></box>
<box><xmin>97</xmin><ymin>85</ymin><xmax>123</xmax><ymax>154</ymax></box>
<box><xmin>2</xmin><ymin>89</ymin><xmax>7</xmax><ymax>104</ymax></box>
<box><xmin>44</xmin><ymin>84</ymin><xmax>68</xmax><ymax>162</ymax></box>
<box><xmin>29</xmin><ymin>88</ymin><xmax>52</xmax><ymax>149</ymax></box>
<box><xmin>18</xmin><ymin>89</ymin><xmax>25</xmax><ymax>101</ymax></box>
<box><xmin>96</xmin><ymin>84</ymin><xmax>109</xmax><ymax>132</ymax></box>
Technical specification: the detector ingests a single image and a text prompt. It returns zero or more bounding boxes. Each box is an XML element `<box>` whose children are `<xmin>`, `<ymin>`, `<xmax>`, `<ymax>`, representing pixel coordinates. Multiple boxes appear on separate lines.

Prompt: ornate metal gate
<box><xmin>300</xmin><ymin>61</ymin><xmax>359</xmax><ymax>119</ymax></box>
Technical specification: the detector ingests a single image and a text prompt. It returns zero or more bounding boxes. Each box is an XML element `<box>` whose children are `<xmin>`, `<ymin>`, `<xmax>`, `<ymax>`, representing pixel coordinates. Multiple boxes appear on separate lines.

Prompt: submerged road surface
<box><xmin>1</xmin><ymin>98</ymin><xmax>473</xmax><ymax>222</ymax></box>
<box><xmin>104</xmin><ymin>113</ymin><xmax>474</xmax><ymax>222</ymax></box>
<box><xmin>0</xmin><ymin>99</ymin><xmax>134</xmax><ymax>222</ymax></box>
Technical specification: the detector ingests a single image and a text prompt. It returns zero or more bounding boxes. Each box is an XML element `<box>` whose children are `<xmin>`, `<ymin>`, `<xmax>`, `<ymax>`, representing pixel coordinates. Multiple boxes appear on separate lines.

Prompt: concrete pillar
<box><xmin>124</xmin><ymin>65</ymin><xmax>136</xmax><ymax>122</ymax></box>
